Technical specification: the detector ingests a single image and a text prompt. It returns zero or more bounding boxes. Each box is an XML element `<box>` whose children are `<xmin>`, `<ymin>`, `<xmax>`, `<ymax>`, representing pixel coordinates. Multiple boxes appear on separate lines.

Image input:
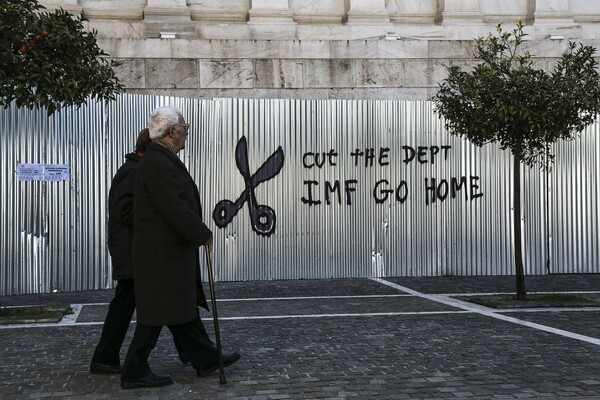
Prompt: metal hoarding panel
<box><xmin>1</xmin><ymin>106</ymin><xmax>49</xmax><ymax>294</ymax></box>
<box><xmin>208</xmin><ymin>98</ymin><xmax>531</xmax><ymax>280</ymax></box>
<box><xmin>547</xmin><ymin>123</ymin><xmax>600</xmax><ymax>274</ymax></box>
<box><xmin>1</xmin><ymin>95</ymin><xmax>599</xmax><ymax>294</ymax></box>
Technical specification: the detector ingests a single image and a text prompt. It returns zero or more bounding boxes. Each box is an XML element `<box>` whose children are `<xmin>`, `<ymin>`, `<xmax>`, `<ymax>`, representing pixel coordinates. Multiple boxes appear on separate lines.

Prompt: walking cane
<box><xmin>204</xmin><ymin>246</ymin><xmax>227</xmax><ymax>384</ymax></box>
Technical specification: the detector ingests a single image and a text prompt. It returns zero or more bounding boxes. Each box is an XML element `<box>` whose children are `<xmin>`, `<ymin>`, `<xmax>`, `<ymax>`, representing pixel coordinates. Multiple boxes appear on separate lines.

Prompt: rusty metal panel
<box><xmin>1</xmin><ymin>95</ymin><xmax>599</xmax><ymax>295</ymax></box>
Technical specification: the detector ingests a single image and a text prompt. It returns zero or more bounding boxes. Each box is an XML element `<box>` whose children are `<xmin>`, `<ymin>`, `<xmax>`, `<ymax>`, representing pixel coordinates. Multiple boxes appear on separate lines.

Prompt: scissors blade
<box><xmin>251</xmin><ymin>147</ymin><xmax>284</xmax><ymax>187</ymax></box>
<box><xmin>235</xmin><ymin>136</ymin><xmax>251</xmax><ymax>178</ymax></box>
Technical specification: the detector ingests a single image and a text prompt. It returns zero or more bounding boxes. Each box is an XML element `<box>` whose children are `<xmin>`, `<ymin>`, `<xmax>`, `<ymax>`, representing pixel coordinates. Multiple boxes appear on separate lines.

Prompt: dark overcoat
<box><xmin>107</xmin><ymin>152</ymin><xmax>140</xmax><ymax>280</ymax></box>
<box><xmin>132</xmin><ymin>142</ymin><xmax>212</xmax><ymax>326</ymax></box>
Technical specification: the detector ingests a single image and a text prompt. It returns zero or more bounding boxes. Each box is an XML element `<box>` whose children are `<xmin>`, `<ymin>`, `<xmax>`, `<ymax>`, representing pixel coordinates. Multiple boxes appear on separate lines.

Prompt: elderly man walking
<box><xmin>120</xmin><ymin>107</ymin><xmax>240</xmax><ymax>389</ymax></box>
<box><xmin>90</xmin><ymin>129</ymin><xmax>189</xmax><ymax>375</ymax></box>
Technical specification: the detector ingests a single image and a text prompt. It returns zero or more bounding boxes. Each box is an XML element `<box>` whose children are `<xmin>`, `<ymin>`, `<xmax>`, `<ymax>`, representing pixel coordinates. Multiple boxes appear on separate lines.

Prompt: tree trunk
<box><xmin>513</xmin><ymin>152</ymin><xmax>527</xmax><ymax>300</ymax></box>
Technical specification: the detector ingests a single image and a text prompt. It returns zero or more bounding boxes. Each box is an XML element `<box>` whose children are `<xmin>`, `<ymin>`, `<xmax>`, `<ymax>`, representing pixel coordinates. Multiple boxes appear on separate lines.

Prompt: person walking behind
<box><xmin>120</xmin><ymin>107</ymin><xmax>240</xmax><ymax>389</ymax></box>
<box><xmin>90</xmin><ymin>129</ymin><xmax>188</xmax><ymax>375</ymax></box>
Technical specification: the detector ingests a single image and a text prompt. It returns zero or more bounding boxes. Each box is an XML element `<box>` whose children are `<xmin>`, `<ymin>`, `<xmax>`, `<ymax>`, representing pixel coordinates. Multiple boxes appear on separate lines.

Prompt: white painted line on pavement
<box><xmin>0</xmin><ymin>321</ymin><xmax>90</xmax><ymax>329</ymax></box>
<box><xmin>217</xmin><ymin>294</ymin><xmax>412</xmax><ymax>302</ymax></box>
<box><xmin>497</xmin><ymin>307</ymin><xmax>600</xmax><ymax>313</ymax></box>
<box><xmin>443</xmin><ymin>290</ymin><xmax>600</xmax><ymax>297</ymax></box>
<box><xmin>216</xmin><ymin>310</ymin><xmax>471</xmax><ymax>320</ymax></box>
<box><xmin>73</xmin><ymin>294</ymin><xmax>411</xmax><ymax>307</ymax></box>
<box><xmin>371</xmin><ymin>278</ymin><xmax>600</xmax><ymax>346</ymax></box>
<box><xmin>0</xmin><ymin>310</ymin><xmax>472</xmax><ymax>329</ymax></box>
<box><xmin>58</xmin><ymin>304</ymin><xmax>83</xmax><ymax>325</ymax></box>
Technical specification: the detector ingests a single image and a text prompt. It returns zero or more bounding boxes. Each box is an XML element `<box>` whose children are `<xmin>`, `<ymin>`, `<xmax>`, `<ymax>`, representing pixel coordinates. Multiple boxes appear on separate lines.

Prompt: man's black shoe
<box><xmin>179</xmin><ymin>352</ymin><xmax>190</xmax><ymax>365</ymax></box>
<box><xmin>90</xmin><ymin>361</ymin><xmax>122</xmax><ymax>374</ymax></box>
<box><xmin>197</xmin><ymin>351</ymin><xmax>241</xmax><ymax>377</ymax></box>
<box><xmin>120</xmin><ymin>373</ymin><xmax>174</xmax><ymax>389</ymax></box>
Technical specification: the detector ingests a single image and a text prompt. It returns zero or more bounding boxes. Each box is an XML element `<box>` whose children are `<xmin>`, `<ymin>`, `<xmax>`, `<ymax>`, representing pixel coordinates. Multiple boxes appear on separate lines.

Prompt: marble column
<box><xmin>247</xmin><ymin>0</ymin><xmax>296</xmax><ymax>40</ymax></box>
<box><xmin>531</xmin><ymin>0</ymin><xmax>582</xmax><ymax>40</ymax></box>
<box><xmin>248</xmin><ymin>0</ymin><xmax>295</xmax><ymax>24</ymax></box>
<box><xmin>144</xmin><ymin>0</ymin><xmax>191</xmax><ymax>22</ymax></box>
<box><xmin>533</xmin><ymin>0</ymin><xmax>575</xmax><ymax>24</ymax></box>
<box><xmin>143</xmin><ymin>0</ymin><xmax>195</xmax><ymax>38</ymax></box>
<box><xmin>386</xmin><ymin>0</ymin><xmax>437</xmax><ymax>24</ymax></box>
<box><xmin>80</xmin><ymin>0</ymin><xmax>145</xmax><ymax>20</ymax></box>
<box><xmin>570</xmin><ymin>0</ymin><xmax>600</xmax><ymax>23</ymax></box>
<box><xmin>344</xmin><ymin>0</ymin><xmax>390</xmax><ymax>25</ymax></box>
<box><xmin>436</xmin><ymin>0</ymin><xmax>484</xmax><ymax>25</ymax></box>
<box><xmin>478</xmin><ymin>0</ymin><xmax>533</xmax><ymax>24</ymax></box>
<box><xmin>188</xmin><ymin>0</ymin><xmax>249</xmax><ymax>23</ymax></box>
<box><xmin>289</xmin><ymin>0</ymin><xmax>345</xmax><ymax>24</ymax></box>
<box><xmin>38</xmin><ymin>0</ymin><xmax>82</xmax><ymax>15</ymax></box>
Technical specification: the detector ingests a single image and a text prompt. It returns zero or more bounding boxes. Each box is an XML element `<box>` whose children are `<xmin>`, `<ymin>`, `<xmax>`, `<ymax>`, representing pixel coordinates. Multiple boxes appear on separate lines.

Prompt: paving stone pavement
<box><xmin>1</xmin><ymin>275</ymin><xmax>600</xmax><ymax>399</ymax></box>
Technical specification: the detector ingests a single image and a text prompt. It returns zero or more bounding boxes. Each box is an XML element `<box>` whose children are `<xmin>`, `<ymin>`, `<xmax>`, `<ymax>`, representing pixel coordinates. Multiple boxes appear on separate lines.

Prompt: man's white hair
<box><xmin>148</xmin><ymin>107</ymin><xmax>182</xmax><ymax>139</ymax></box>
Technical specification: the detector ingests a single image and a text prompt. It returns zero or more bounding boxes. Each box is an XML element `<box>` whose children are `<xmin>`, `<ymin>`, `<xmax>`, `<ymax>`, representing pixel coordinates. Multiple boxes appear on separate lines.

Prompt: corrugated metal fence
<box><xmin>1</xmin><ymin>94</ymin><xmax>598</xmax><ymax>295</ymax></box>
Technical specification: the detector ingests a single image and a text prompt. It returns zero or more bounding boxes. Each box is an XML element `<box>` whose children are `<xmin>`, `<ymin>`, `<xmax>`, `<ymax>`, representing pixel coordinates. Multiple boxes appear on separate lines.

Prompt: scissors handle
<box><xmin>213</xmin><ymin>198</ymin><xmax>276</xmax><ymax>236</ymax></box>
<box><xmin>212</xmin><ymin>199</ymin><xmax>239</xmax><ymax>228</ymax></box>
<box><xmin>250</xmin><ymin>204</ymin><xmax>276</xmax><ymax>236</ymax></box>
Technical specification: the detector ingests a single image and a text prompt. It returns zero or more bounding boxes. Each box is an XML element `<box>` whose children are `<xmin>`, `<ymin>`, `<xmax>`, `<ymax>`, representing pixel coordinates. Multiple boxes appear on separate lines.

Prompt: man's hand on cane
<box><xmin>205</xmin><ymin>237</ymin><xmax>213</xmax><ymax>253</ymax></box>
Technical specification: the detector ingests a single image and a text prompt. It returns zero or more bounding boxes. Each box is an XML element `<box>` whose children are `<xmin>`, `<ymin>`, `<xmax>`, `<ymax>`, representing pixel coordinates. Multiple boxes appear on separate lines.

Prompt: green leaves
<box><xmin>0</xmin><ymin>0</ymin><xmax>122</xmax><ymax>115</ymax></box>
<box><xmin>434</xmin><ymin>22</ymin><xmax>600</xmax><ymax>170</ymax></box>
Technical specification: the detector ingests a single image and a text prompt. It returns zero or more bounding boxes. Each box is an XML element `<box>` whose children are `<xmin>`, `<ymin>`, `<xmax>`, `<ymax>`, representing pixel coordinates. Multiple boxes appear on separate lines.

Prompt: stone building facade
<box><xmin>39</xmin><ymin>1</ymin><xmax>600</xmax><ymax>100</ymax></box>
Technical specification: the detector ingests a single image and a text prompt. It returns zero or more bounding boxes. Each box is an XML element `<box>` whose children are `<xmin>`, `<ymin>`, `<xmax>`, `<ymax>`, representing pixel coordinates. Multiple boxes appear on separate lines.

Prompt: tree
<box><xmin>0</xmin><ymin>0</ymin><xmax>122</xmax><ymax>115</ymax></box>
<box><xmin>433</xmin><ymin>22</ymin><xmax>600</xmax><ymax>300</ymax></box>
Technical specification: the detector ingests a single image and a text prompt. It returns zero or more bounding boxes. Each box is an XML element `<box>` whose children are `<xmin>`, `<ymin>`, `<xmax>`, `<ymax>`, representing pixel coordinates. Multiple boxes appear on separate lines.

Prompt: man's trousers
<box><xmin>91</xmin><ymin>279</ymin><xmax>186</xmax><ymax>366</ymax></box>
<box><xmin>121</xmin><ymin>316</ymin><xmax>219</xmax><ymax>381</ymax></box>
<box><xmin>91</xmin><ymin>279</ymin><xmax>136</xmax><ymax>365</ymax></box>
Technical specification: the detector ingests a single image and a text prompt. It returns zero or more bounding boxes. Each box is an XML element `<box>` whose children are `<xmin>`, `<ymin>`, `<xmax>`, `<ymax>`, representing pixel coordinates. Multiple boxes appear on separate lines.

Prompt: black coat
<box><xmin>107</xmin><ymin>152</ymin><xmax>140</xmax><ymax>280</ymax></box>
<box><xmin>132</xmin><ymin>142</ymin><xmax>212</xmax><ymax>326</ymax></box>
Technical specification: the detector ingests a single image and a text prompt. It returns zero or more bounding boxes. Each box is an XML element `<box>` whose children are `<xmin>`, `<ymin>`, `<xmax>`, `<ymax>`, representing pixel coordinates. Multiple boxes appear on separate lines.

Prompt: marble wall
<box><xmin>38</xmin><ymin>0</ymin><xmax>600</xmax><ymax>100</ymax></box>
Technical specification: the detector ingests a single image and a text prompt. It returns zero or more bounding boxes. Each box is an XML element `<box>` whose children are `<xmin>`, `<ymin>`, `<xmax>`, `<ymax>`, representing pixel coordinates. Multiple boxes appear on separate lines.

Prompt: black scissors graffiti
<box><xmin>212</xmin><ymin>136</ymin><xmax>285</xmax><ymax>237</ymax></box>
